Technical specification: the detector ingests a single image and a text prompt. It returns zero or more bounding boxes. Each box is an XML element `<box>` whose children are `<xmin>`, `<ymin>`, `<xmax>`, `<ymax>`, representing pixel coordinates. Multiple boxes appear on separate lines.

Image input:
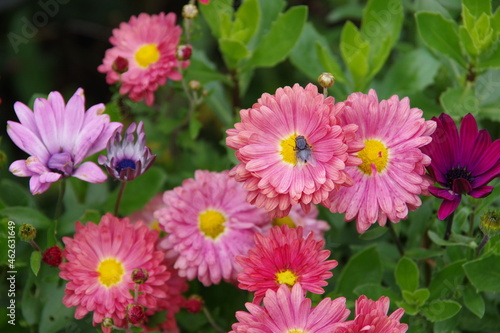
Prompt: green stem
<box><xmin>202</xmin><ymin>306</ymin><xmax>225</xmax><ymax>333</ymax></box>
<box><xmin>54</xmin><ymin>179</ymin><xmax>66</xmax><ymax>221</ymax></box>
<box><xmin>386</xmin><ymin>223</ymin><xmax>404</xmax><ymax>256</ymax></box>
<box><xmin>444</xmin><ymin>212</ymin><xmax>455</xmax><ymax>241</ymax></box>
<box><xmin>114</xmin><ymin>181</ymin><xmax>127</xmax><ymax>216</ymax></box>
<box><xmin>476</xmin><ymin>235</ymin><xmax>489</xmax><ymax>257</ymax></box>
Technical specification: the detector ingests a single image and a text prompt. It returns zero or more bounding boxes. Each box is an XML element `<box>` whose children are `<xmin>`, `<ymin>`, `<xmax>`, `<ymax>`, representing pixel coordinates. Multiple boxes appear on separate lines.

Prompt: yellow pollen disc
<box><xmin>273</xmin><ymin>216</ymin><xmax>296</xmax><ymax>228</ymax></box>
<box><xmin>150</xmin><ymin>220</ymin><xmax>162</xmax><ymax>232</ymax></box>
<box><xmin>97</xmin><ymin>258</ymin><xmax>125</xmax><ymax>288</ymax></box>
<box><xmin>275</xmin><ymin>269</ymin><xmax>298</xmax><ymax>287</ymax></box>
<box><xmin>135</xmin><ymin>44</ymin><xmax>160</xmax><ymax>68</ymax></box>
<box><xmin>357</xmin><ymin>139</ymin><xmax>389</xmax><ymax>175</ymax></box>
<box><xmin>280</xmin><ymin>134</ymin><xmax>298</xmax><ymax>165</ymax></box>
<box><xmin>199</xmin><ymin>210</ymin><xmax>226</xmax><ymax>239</ymax></box>
<box><xmin>288</xmin><ymin>330</ymin><xmax>307</xmax><ymax>333</ymax></box>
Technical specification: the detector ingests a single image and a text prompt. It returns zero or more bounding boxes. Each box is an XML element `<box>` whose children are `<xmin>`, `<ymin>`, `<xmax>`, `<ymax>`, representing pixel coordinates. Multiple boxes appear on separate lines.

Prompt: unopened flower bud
<box><xmin>102</xmin><ymin>317</ymin><xmax>114</xmax><ymax>328</ymax></box>
<box><xmin>131</xmin><ymin>268</ymin><xmax>149</xmax><ymax>284</ymax></box>
<box><xmin>176</xmin><ymin>44</ymin><xmax>193</xmax><ymax>61</ymax></box>
<box><xmin>182</xmin><ymin>4</ymin><xmax>198</xmax><ymax>19</ymax></box>
<box><xmin>112</xmin><ymin>56</ymin><xmax>129</xmax><ymax>74</ymax></box>
<box><xmin>19</xmin><ymin>223</ymin><xmax>36</xmax><ymax>242</ymax></box>
<box><xmin>318</xmin><ymin>72</ymin><xmax>335</xmax><ymax>89</ymax></box>
<box><xmin>184</xmin><ymin>294</ymin><xmax>204</xmax><ymax>313</ymax></box>
<box><xmin>42</xmin><ymin>245</ymin><xmax>63</xmax><ymax>267</ymax></box>
<box><xmin>479</xmin><ymin>210</ymin><xmax>500</xmax><ymax>237</ymax></box>
<box><xmin>188</xmin><ymin>80</ymin><xmax>202</xmax><ymax>91</ymax></box>
<box><xmin>126</xmin><ymin>304</ymin><xmax>146</xmax><ymax>325</ymax></box>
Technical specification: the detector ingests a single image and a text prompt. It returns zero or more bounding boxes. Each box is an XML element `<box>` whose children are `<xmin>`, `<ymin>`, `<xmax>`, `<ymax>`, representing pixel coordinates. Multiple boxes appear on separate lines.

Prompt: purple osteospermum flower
<box><xmin>98</xmin><ymin>121</ymin><xmax>156</xmax><ymax>181</ymax></box>
<box><xmin>421</xmin><ymin>113</ymin><xmax>500</xmax><ymax>220</ymax></box>
<box><xmin>7</xmin><ymin>88</ymin><xmax>122</xmax><ymax>195</ymax></box>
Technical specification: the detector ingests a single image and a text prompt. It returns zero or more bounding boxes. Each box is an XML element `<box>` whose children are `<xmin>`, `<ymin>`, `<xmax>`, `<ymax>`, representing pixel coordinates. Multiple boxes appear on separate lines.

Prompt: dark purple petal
<box><xmin>437</xmin><ymin>198</ymin><xmax>461</xmax><ymax>220</ymax></box>
<box><xmin>458</xmin><ymin>114</ymin><xmax>479</xmax><ymax>163</ymax></box>
<box><xmin>469</xmin><ymin>186</ymin><xmax>494</xmax><ymax>198</ymax></box>
<box><xmin>451</xmin><ymin>178</ymin><xmax>472</xmax><ymax>195</ymax></box>
<box><xmin>428</xmin><ymin>186</ymin><xmax>458</xmax><ymax>201</ymax></box>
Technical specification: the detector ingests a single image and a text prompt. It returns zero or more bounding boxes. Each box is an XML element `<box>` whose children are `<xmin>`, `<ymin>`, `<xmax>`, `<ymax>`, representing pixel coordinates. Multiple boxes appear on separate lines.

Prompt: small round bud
<box><xmin>19</xmin><ymin>223</ymin><xmax>36</xmax><ymax>242</ymax></box>
<box><xmin>188</xmin><ymin>80</ymin><xmax>202</xmax><ymax>91</ymax></box>
<box><xmin>42</xmin><ymin>245</ymin><xmax>63</xmax><ymax>267</ymax></box>
<box><xmin>184</xmin><ymin>295</ymin><xmax>204</xmax><ymax>313</ymax></box>
<box><xmin>102</xmin><ymin>317</ymin><xmax>114</xmax><ymax>328</ymax></box>
<box><xmin>112</xmin><ymin>56</ymin><xmax>129</xmax><ymax>74</ymax></box>
<box><xmin>318</xmin><ymin>72</ymin><xmax>335</xmax><ymax>89</ymax></box>
<box><xmin>126</xmin><ymin>304</ymin><xmax>146</xmax><ymax>325</ymax></box>
<box><xmin>182</xmin><ymin>4</ymin><xmax>198</xmax><ymax>19</ymax></box>
<box><xmin>131</xmin><ymin>268</ymin><xmax>149</xmax><ymax>284</ymax></box>
<box><xmin>479</xmin><ymin>210</ymin><xmax>500</xmax><ymax>237</ymax></box>
<box><xmin>176</xmin><ymin>44</ymin><xmax>193</xmax><ymax>61</ymax></box>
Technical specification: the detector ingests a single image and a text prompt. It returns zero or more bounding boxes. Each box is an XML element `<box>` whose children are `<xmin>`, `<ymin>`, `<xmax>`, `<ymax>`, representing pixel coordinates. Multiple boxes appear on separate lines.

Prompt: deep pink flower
<box><xmin>237</xmin><ymin>225</ymin><xmax>337</xmax><ymax>304</ymax></box>
<box><xmin>323</xmin><ymin>90</ymin><xmax>436</xmax><ymax>233</ymax></box>
<box><xmin>271</xmin><ymin>203</ymin><xmax>330</xmax><ymax>241</ymax></box>
<box><xmin>230</xmin><ymin>284</ymin><xmax>349</xmax><ymax>333</ymax></box>
<box><xmin>7</xmin><ymin>88</ymin><xmax>121</xmax><ymax>194</ymax></box>
<box><xmin>98</xmin><ymin>12</ymin><xmax>185</xmax><ymax>106</ymax></box>
<box><xmin>335</xmin><ymin>295</ymin><xmax>407</xmax><ymax>333</ymax></box>
<box><xmin>421</xmin><ymin>113</ymin><xmax>500</xmax><ymax>220</ymax></box>
<box><xmin>226</xmin><ymin>83</ymin><xmax>363</xmax><ymax>218</ymax></box>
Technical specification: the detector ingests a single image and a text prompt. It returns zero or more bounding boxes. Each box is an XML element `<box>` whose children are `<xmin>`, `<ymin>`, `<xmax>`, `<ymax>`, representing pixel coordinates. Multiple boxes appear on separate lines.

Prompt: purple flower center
<box><xmin>446</xmin><ymin>167</ymin><xmax>473</xmax><ymax>194</ymax></box>
<box><xmin>47</xmin><ymin>152</ymin><xmax>74</xmax><ymax>176</ymax></box>
<box><xmin>116</xmin><ymin>159</ymin><xmax>136</xmax><ymax>174</ymax></box>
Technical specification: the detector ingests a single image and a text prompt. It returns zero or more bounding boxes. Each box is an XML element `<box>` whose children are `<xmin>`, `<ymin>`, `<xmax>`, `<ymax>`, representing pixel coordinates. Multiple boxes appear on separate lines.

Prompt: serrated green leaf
<box><xmin>402</xmin><ymin>288</ymin><xmax>430</xmax><ymax>307</ymax></box>
<box><xmin>231</xmin><ymin>0</ymin><xmax>259</xmax><ymax>44</ymax></box>
<box><xmin>464</xmin><ymin>254</ymin><xmax>500</xmax><ymax>292</ymax></box>
<box><xmin>395</xmin><ymin>257</ymin><xmax>419</xmax><ymax>292</ymax></box>
<box><xmin>463</xmin><ymin>285</ymin><xmax>485</xmax><ymax>318</ymax></box>
<box><xmin>30</xmin><ymin>251</ymin><xmax>41</xmax><ymax>276</ymax></box>
<box><xmin>340</xmin><ymin>21</ymin><xmax>370</xmax><ymax>89</ymax></box>
<box><xmin>440</xmin><ymin>85</ymin><xmax>478</xmax><ymax>119</ymax></box>
<box><xmin>422</xmin><ymin>300</ymin><xmax>461</xmax><ymax>322</ymax></box>
<box><xmin>415</xmin><ymin>12</ymin><xmax>467</xmax><ymax>67</ymax></box>
<box><xmin>428</xmin><ymin>260</ymin><xmax>465</xmax><ymax>301</ymax></box>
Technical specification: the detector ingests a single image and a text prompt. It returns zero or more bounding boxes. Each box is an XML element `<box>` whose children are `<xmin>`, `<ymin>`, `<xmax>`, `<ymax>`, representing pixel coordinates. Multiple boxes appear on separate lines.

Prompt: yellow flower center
<box><xmin>280</xmin><ymin>134</ymin><xmax>298</xmax><ymax>165</ymax></box>
<box><xmin>275</xmin><ymin>269</ymin><xmax>298</xmax><ymax>287</ymax></box>
<box><xmin>135</xmin><ymin>44</ymin><xmax>160</xmax><ymax>68</ymax></box>
<box><xmin>357</xmin><ymin>139</ymin><xmax>389</xmax><ymax>175</ymax></box>
<box><xmin>273</xmin><ymin>216</ymin><xmax>296</xmax><ymax>228</ymax></box>
<box><xmin>288</xmin><ymin>330</ymin><xmax>307</xmax><ymax>333</ymax></box>
<box><xmin>97</xmin><ymin>258</ymin><xmax>125</xmax><ymax>288</ymax></box>
<box><xmin>199</xmin><ymin>209</ymin><xmax>226</xmax><ymax>239</ymax></box>
<box><xmin>150</xmin><ymin>220</ymin><xmax>162</xmax><ymax>232</ymax></box>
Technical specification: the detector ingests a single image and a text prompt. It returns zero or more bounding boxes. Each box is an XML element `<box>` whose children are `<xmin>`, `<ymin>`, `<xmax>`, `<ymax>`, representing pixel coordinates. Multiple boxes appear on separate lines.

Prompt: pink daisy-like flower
<box><xmin>272</xmin><ymin>204</ymin><xmax>330</xmax><ymax>241</ymax></box>
<box><xmin>421</xmin><ymin>113</ymin><xmax>500</xmax><ymax>220</ymax></box>
<box><xmin>226</xmin><ymin>83</ymin><xmax>363</xmax><ymax>218</ymax></box>
<box><xmin>323</xmin><ymin>90</ymin><xmax>437</xmax><ymax>233</ymax></box>
<box><xmin>7</xmin><ymin>88</ymin><xmax>121</xmax><ymax>195</ymax></box>
<box><xmin>336</xmin><ymin>295</ymin><xmax>407</xmax><ymax>333</ymax></box>
<box><xmin>98</xmin><ymin>12</ymin><xmax>184</xmax><ymax>106</ymax></box>
<box><xmin>237</xmin><ymin>225</ymin><xmax>337</xmax><ymax>304</ymax></box>
<box><xmin>155</xmin><ymin>170</ymin><xmax>271</xmax><ymax>286</ymax></box>
<box><xmin>59</xmin><ymin>214</ymin><xmax>171</xmax><ymax>331</ymax></box>
<box><xmin>230</xmin><ymin>284</ymin><xmax>350</xmax><ymax>333</ymax></box>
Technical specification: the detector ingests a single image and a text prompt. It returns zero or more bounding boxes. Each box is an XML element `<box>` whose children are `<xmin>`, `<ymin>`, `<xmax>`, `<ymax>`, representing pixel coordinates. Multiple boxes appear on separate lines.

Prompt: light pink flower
<box><xmin>98</xmin><ymin>12</ymin><xmax>184</xmax><ymax>106</ymax></box>
<box><xmin>155</xmin><ymin>170</ymin><xmax>271</xmax><ymax>286</ymax></box>
<box><xmin>237</xmin><ymin>225</ymin><xmax>337</xmax><ymax>304</ymax></box>
<box><xmin>272</xmin><ymin>204</ymin><xmax>330</xmax><ymax>241</ymax></box>
<box><xmin>230</xmin><ymin>284</ymin><xmax>349</xmax><ymax>333</ymax></box>
<box><xmin>7</xmin><ymin>88</ymin><xmax>121</xmax><ymax>194</ymax></box>
<box><xmin>226</xmin><ymin>83</ymin><xmax>363</xmax><ymax>218</ymax></box>
<box><xmin>323</xmin><ymin>90</ymin><xmax>436</xmax><ymax>233</ymax></box>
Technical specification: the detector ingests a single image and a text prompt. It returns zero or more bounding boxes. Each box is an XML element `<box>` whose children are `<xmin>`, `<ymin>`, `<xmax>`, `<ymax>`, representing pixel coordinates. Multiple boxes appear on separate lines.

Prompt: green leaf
<box><xmin>463</xmin><ymin>285</ymin><xmax>485</xmax><ymax>318</ymax></box>
<box><xmin>245</xmin><ymin>6</ymin><xmax>307</xmax><ymax>69</ymax></box>
<box><xmin>491</xmin><ymin>7</ymin><xmax>500</xmax><ymax>34</ymax></box>
<box><xmin>415</xmin><ymin>12</ymin><xmax>467</xmax><ymax>67</ymax></box>
<box><xmin>428</xmin><ymin>260</ymin><xmax>466</xmax><ymax>301</ymax></box>
<box><xmin>340</xmin><ymin>21</ymin><xmax>370</xmax><ymax>89</ymax></box>
<box><xmin>0</xmin><ymin>179</ymin><xmax>35</xmax><ymax>208</ymax></box>
<box><xmin>353</xmin><ymin>283</ymin><xmax>401</xmax><ymax>301</ymax></box>
<box><xmin>402</xmin><ymin>288</ymin><xmax>430</xmax><ymax>307</ymax></box>
<box><xmin>220</xmin><ymin>39</ymin><xmax>249</xmax><ymax>68</ymax></box>
<box><xmin>231</xmin><ymin>0</ymin><xmax>259</xmax><ymax>44</ymax></box>
<box><xmin>189</xmin><ymin>116</ymin><xmax>202</xmax><ymax>140</ymax></box>
<box><xmin>464</xmin><ymin>254</ymin><xmax>500</xmax><ymax>292</ymax></box>
<box><xmin>0</xmin><ymin>207</ymin><xmax>52</xmax><ymax>229</ymax></box>
<box><xmin>395</xmin><ymin>257</ymin><xmax>419</xmax><ymax>292</ymax></box>
<box><xmin>198</xmin><ymin>0</ymin><xmax>233</xmax><ymax>39</ymax></box>
<box><xmin>440</xmin><ymin>85</ymin><xmax>478</xmax><ymax>119</ymax></box>
<box><xmin>462</xmin><ymin>0</ymin><xmax>491</xmax><ymax>17</ymax></box>
<box><xmin>185</xmin><ymin>51</ymin><xmax>231</xmax><ymax>85</ymax></box>
<box><xmin>422</xmin><ymin>300</ymin><xmax>461</xmax><ymax>322</ymax></box>
<box><xmin>38</xmin><ymin>279</ymin><xmax>76</xmax><ymax>333</ymax></box>
<box><xmin>478</xmin><ymin>44</ymin><xmax>500</xmax><ymax>69</ymax></box>
<box><xmin>358</xmin><ymin>225</ymin><xmax>388</xmax><ymax>240</ymax></box>
<box><xmin>251</xmin><ymin>0</ymin><xmax>286</xmax><ymax>48</ymax></box>
<box><xmin>315</xmin><ymin>43</ymin><xmax>347</xmax><ymax>83</ymax></box>
<box><xmin>30</xmin><ymin>251</ymin><xmax>41</xmax><ymax>276</ymax></box>
<box><xmin>335</xmin><ymin>246</ymin><xmax>383</xmax><ymax>299</ymax></box>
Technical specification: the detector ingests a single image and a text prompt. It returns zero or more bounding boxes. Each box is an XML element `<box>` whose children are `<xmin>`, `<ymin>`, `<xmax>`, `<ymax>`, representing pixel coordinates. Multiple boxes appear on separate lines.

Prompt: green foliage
<box><xmin>464</xmin><ymin>254</ymin><xmax>500</xmax><ymax>292</ymax></box>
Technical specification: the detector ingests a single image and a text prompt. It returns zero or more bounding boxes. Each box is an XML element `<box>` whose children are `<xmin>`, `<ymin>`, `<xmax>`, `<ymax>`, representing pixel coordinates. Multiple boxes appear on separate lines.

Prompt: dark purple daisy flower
<box><xmin>421</xmin><ymin>113</ymin><xmax>500</xmax><ymax>220</ymax></box>
<box><xmin>98</xmin><ymin>121</ymin><xmax>156</xmax><ymax>181</ymax></box>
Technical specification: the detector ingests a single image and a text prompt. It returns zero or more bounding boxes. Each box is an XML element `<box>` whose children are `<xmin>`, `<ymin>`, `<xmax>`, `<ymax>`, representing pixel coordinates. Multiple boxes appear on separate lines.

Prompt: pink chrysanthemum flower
<box><xmin>336</xmin><ymin>295</ymin><xmax>407</xmax><ymax>333</ymax></box>
<box><xmin>230</xmin><ymin>284</ymin><xmax>349</xmax><ymax>333</ymax></box>
<box><xmin>272</xmin><ymin>204</ymin><xmax>330</xmax><ymax>241</ymax></box>
<box><xmin>98</xmin><ymin>12</ymin><xmax>184</xmax><ymax>106</ymax></box>
<box><xmin>421</xmin><ymin>113</ymin><xmax>500</xmax><ymax>220</ymax></box>
<box><xmin>323</xmin><ymin>90</ymin><xmax>436</xmax><ymax>233</ymax></box>
<box><xmin>129</xmin><ymin>193</ymin><xmax>165</xmax><ymax>229</ymax></box>
<box><xmin>226</xmin><ymin>83</ymin><xmax>363</xmax><ymax>218</ymax></box>
<box><xmin>59</xmin><ymin>214</ymin><xmax>171</xmax><ymax>331</ymax></box>
<box><xmin>237</xmin><ymin>225</ymin><xmax>337</xmax><ymax>304</ymax></box>
<box><xmin>7</xmin><ymin>88</ymin><xmax>121</xmax><ymax>195</ymax></box>
<box><xmin>155</xmin><ymin>170</ymin><xmax>271</xmax><ymax>286</ymax></box>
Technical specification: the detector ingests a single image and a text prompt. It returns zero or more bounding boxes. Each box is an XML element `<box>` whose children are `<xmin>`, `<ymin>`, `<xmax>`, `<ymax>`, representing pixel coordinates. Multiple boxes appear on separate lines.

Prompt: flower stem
<box><xmin>54</xmin><ymin>179</ymin><xmax>66</xmax><ymax>221</ymax></box>
<box><xmin>29</xmin><ymin>240</ymin><xmax>42</xmax><ymax>252</ymax></box>
<box><xmin>114</xmin><ymin>181</ymin><xmax>127</xmax><ymax>216</ymax></box>
<box><xmin>202</xmin><ymin>306</ymin><xmax>225</xmax><ymax>333</ymax></box>
<box><xmin>386</xmin><ymin>223</ymin><xmax>404</xmax><ymax>256</ymax></box>
<box><xmin>476</xmin><ymin>235</ymin><xmax>489</xmax><ymax>256</ymax></box>
<box><xmin>444</xmin><ymin>212</ymin><xmax>455</xmax><ymax>241</ymax></box>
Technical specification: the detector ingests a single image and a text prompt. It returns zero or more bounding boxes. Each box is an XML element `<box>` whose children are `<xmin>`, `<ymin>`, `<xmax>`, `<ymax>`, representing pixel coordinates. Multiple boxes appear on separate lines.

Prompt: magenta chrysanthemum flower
<box><xmin>237</xmin><ymin>225</ymin><xmax>337</xmax><ymax>304</ymax></box>
<box><xmin>323</xmin><ymin>90</ymin><xmax>436</xmax><ymax>233</ymax></box>
<box><xmin>155</xmin><ymin>170</ymin><xmax>271</xmax><ymax>286</ymax></box>
<box><xmin>226</xmin><ymin>83</ymin><xmax>363</xmax><ymax>218</ymax></box>
<box><xmin>421</xmin><ymin>113</ymin><xmax>500</xmax><ymax>220</ymax></box>
<box><xmin>98</xmin><ymin>12</ymin><xmax>184</xmax><ymax>106</ymax></box>
<box><xmin>7</xmin><ymin>88</ymin><xmax>122</xmax><ymax>195</ymax></box>
<box><xmin>336</xmin><ymin>295</ymin><xmax>407</xmax><ymax>333</ymax></box>
<box><xmin>59</xmin><ymin>214</ymin><xmax>171</xmax><ymax>331</ymax></box>
<box><xmin>98</xmin><ymin>121</ymin><xmax>156</xmax><ymax>181</ymax></box>
<box><xmin>272</xmin><ymin>204</ymin><xmax>330</xmax><ymax>241</ymax></box>
<box><xmin>230</xmin><ymin>284</ymin><xmax>349</xmax><ymax>333</ymax></box>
